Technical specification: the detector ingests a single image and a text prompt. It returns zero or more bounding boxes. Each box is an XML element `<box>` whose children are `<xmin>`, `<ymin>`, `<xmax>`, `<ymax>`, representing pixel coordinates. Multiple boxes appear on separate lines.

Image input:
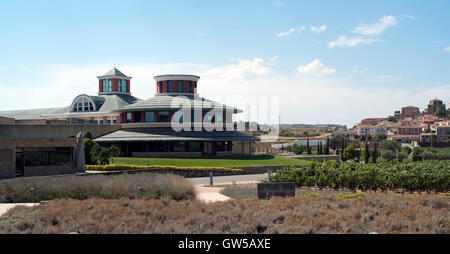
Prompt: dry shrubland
<box><xmin>0</xmin><ymin>173</ymin><xmax>195</xmax><ymax>202</ymax></box>
<box><xmin>0</xmin><ymin>194</ymin><xmax>448</xmax><ymax>234</ymax></box>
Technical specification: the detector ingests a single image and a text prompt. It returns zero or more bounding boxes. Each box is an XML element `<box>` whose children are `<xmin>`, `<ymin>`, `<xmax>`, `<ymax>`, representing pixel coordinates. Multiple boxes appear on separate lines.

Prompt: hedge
<box><xmin>86</xmin><ymin>164</ymin><xmax>243</xmax><ymax>172</ymax></box>
<box><xmin>271</xmin><ymin>160</ymin><xmax>450</xmax><ymax>193</ymax></box>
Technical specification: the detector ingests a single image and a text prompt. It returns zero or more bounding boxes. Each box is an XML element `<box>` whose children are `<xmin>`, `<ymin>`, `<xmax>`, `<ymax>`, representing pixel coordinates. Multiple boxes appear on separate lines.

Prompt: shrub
<box><xmin>381</xmin><ymin>150</ymin><xmax>396</xmax><ymax>162</ymax></box>
<box><xmin>396</xmin><ymin>151</ymin><xmax>408</xmax><ymax>162</ymax></box>
<box><xmin>0</xmin><ymin>173</ymin><xmax>195</xmax><ymax>202</ymax></box>
<box><xmin>85</xmin><ymin>164</ymin><xmax>243</xmax><ymax>172</ymax></box>
<box><xmin>380</xmin><ymin>140</ymin><xmax>401</xmax><ymax>152</ymax></box>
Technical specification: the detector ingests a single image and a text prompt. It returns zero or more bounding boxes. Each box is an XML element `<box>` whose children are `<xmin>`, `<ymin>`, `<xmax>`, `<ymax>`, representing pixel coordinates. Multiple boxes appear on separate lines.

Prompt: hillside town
<box><xmin>355</xmin><ymin>98</ymin><xmax>449</xmax><ymax>147</ymax></box>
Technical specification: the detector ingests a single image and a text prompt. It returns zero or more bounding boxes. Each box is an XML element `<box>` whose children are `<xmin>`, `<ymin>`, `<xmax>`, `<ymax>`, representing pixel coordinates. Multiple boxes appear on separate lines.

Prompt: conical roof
<box><xmin>98</xmin><ymin>67</ymin><xmax>130</xmax><ymax>78</ymax></box>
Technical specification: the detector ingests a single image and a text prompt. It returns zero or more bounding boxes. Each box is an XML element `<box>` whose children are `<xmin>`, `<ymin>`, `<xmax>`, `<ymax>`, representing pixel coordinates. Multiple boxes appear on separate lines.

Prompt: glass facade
<box><xmin>187</xmin><ymin>81</ymin><xmax>192</xmax><ymax>93</ymax></box>
<box><xmin>174</xmin><ymin>141</ymin><xmax>185</xmax><ymax>152</ymax></box>
<box><xmin>23</xmin><ymin>147</ymin><xmax>72</xmax><ymax>167</ymax></box>
<box><xmin>145</xmin><ymin>111</ymin><xmax>155</xmax><ymax>122</ymax></box>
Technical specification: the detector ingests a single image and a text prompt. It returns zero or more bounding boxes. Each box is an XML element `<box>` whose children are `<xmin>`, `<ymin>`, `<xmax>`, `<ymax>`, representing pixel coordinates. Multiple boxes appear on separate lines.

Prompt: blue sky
<box><xmin>0</xmin><ymin>0</ymin><xmax>449</xmax><ymax>127</ymax></box>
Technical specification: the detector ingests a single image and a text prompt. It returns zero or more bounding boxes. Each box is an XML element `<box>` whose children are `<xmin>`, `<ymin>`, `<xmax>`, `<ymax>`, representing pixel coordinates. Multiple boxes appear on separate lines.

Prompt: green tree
<box><xmin>306</xmin><ymin>139</ymin><xmax>311</xmax><ymax>155</ymax></box>
<box><xmin>91</xmin><ymin>143</ymin><xmax>120</xmax><ymax>165</ymax></box>
<box><xmin>375</xmin><ymin>133</ymin><xmax>387</xmax><ymax>142</ymax></box>
<box><xmin>380</xmin><ymin>140</ymin><xmax>401</xmax><ymax>152</ymax></box>
<box><xmin>364</xmin><ymin>142</ymin><xmax>370</xmax><ymax>164</ymax></box>
<box><xmin>371</xmin><ymin>143</ymin><xmax>378</xmax><ymax>163</ymax></box>
<box><xmin>343</xmin><ymin>146</ymin><xmax>358</xmax><ymax>161</ymax></box>
<box><xmin>381</xmin><ymin>150</ymin><xmax>396</xmax><ymax>162</ymax></box>
<box><xmin>325</xmin><ymin>137</ymin><xmax>330</xmax><ymax>155</ymax></box>
<box><xmin>83</xmin><ymin>131</ymin><xmax>95</xmax><ymax>165</ymax></box>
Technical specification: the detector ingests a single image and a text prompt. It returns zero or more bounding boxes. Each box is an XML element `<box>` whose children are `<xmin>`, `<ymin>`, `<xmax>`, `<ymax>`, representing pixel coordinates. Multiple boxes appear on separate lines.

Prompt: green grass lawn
<box><xmin>112</xmin><ymin>155</ymin><xmax>311</xmax><ymax>168</ymax></box>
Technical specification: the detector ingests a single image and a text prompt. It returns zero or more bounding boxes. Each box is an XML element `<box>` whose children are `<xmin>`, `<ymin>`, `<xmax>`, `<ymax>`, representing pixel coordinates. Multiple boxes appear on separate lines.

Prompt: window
<box><xmin>158</xmin><ymin>111</ymin><xmax>170</xmax><ymax>122</ymax></box>
<box><xmin>174</xmin><ymin>142</ymin><xmax>186</xmax><ymax>152</ymax></box>
<box><xmin>159</xmin><ymin>82</ymin><xmax>163</xmax><ymax>93</ymax></box>
<box><xmin>102</xmin><ymin>79</ymin><xmax>107</xmax><ymax>92</ymax></box>
<box><xmin>145</xmin><ymin>111</ymin><xmax>155</xmax><ymax>122</ymax></box>
<box><xmin>118</xmin><ymin>79</ymin><xmax>122</xmax><ymax>92</ymax></box>
<box><xmin>23</xmin><ymin>147</ymin><xmax>72</xmax><ymax>167</ymax></box>
<box><xmin>178</xmin><ymin>80</ymin><xmax>183</xmax><ymax>93</ymax></box>
<box><xmin>119</xmin><ymin>80</ymin><xmax>127</xmax><ymax>92</ymax></box>
<box><xmin>126</xmin><ymin>112</ymin><xmax>132</xmax><ymax>123</ymax></box>
<box><xmin>189</xmin><ymin>142</ymin><xmax>200</xmax><ymax>152</ymax></box>
<box><xmin>71</xmin><ymin>96</ymin><xmax>96</xmax><ymax>112</ymax></box>
<box><xmin>215</xmin><ymin>111</ymin><xmax>223</xmax><ymax>123</ymax></box>
<box><xmin>188</xmin><ymin>81</ymin><xmax>192</xmax><ymax>93</ymax></box>
<box><xmin>168</xmin><ymin>80</ymin><xmax>173</xmax><ymax>93</ymax></box>
<box><xmin>134</xmin><ymin>112</ymin><xmax>142</xmax><ymax>123</ymax></box>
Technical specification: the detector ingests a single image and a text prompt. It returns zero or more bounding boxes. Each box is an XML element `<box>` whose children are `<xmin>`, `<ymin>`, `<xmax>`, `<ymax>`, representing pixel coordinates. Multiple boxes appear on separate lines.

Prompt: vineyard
<box><xmin>271</xmin><ymin>160</ymin><xmax>450</xmax><ymax>193</ymax></box>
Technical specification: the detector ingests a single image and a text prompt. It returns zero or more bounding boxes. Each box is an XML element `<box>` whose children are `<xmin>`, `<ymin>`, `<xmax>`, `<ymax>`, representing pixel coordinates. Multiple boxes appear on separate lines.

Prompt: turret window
<box><xmin>119</xmin><ymin>80</ymin><xmax>127</xmax><ymax>92</ymax></box>
<box><xmin>71</xmin><ymin>95</ymin><xmax>96</xmax><ymax>112</ymax></box>
<box><xmin>168</xmin><ymin>80</ymin><xmax>173</xmax><ymax>93</ymax></box>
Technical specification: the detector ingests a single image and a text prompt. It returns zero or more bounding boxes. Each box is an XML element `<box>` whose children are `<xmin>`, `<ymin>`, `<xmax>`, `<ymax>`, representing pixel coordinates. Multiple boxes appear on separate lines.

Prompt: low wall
<box><xmin>257</xmin><ymin>182</ymin><xmax>296</xmax><ymax>199</ymax></box>
<box><xmin>23</xmin><ymin>164</ymin><xmax>76</xmax><ymax>177</ymax></box>
<box><xmin>133</xmin><ymin>152</ymin><xmax>202</xmax><ymax>158</ymax></box>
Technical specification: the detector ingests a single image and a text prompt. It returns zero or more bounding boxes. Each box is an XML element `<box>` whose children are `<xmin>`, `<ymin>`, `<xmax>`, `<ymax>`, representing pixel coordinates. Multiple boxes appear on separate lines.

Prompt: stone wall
<box><xmin>257</xmin><ymin>182</ymin><xmax>296</xmax><ymax>199</ymax></box>
<box><xmin>0</xmin><ymin>124</ymin><xmax>120</xmax><ymax>139</ymax></box>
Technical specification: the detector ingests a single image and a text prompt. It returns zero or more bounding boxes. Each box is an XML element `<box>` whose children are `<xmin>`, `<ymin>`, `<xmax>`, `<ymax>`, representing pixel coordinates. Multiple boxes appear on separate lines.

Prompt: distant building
<box><xmin>361</xmin><ymin>118</ymin><xmax>383</xmax><ymax>126</ymax></box>
<box><xmin>425</xmin><ymin>98</ymin><xmax>446</xmax><ymax>115</ymax></box>
<box><xmin>357</xmin><ymin>125</ymin><xmax>387</xmax><ymax>136</ymax></box>
<box><xmin>398</xmin><ymin>126</ymin><xmax>422</xmax><ymax>135</ymax></box>
<box><xmin>401</xmin><ymin>106</ymin><xmax>420</xmax><ymax>118</ymax></box>
<box><xmin>422</xmin><ymin>114</ymin><xmax>437</xmax><ymax>126</ymax></box>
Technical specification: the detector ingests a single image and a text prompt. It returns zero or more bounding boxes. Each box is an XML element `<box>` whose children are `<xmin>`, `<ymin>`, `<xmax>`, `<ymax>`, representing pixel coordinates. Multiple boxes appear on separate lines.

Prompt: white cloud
<box><xmin>311</xmin><ymin>25</ymin><xmax>327</xmax><ymax>33</ymax></box>
<box><xmin>295</xmin><ymin>59</ymin><xmax>336</xmax><ymax>76</ymax></box>
<box><xmin>445</xmin><ymin>47</ymin><xmax>450</xmax><ymax>53</ymax></box>
<box><xmin>352</xmin><ymin>65</ymin><xmax>368</xmax><ymax>74</ymax></box>
<box><xmin>275</xmin><ymin>26</ymin><xmax>305</xmax><ymax>37</ymax></box>
<box><xmin>352</xmin><ymin>15</ymin><xmax>398</xmax><ymax>36</ymax></box>
<box><xmin>328</xmin><ymin>35</ymin><xmax>381</xmax><ymax>48</ymax></box>
<box><xmin>202</xmin><ymin>57</ymin><xmax>274</xmax><ymax>80</ymax></box>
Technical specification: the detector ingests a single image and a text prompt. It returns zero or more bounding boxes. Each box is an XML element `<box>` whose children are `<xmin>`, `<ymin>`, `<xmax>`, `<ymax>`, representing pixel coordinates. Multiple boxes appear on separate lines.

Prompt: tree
<box><xmin>325</xmin><ymin>137</ymin><xmax>330</xmax><ymax>155</ymax></box>
<box><xmin>318</xmin><ymin>141</ymin><xmax>322</xmax><ymax>155</ymax></box>
<box><xmin>83</xmin><ymin>132</ymin><xmax>95</xmax><ymax>165</ymax></box>
<box><xmin>380</xmin><ymin>140</ymin><xmax>401</xmax><ymax>152</ymax></box>
<box><xmin>397</xmin><ymin>151</ymin><xmax>408</xmax><ymax>162</ymax></box>
<box><xmin>372</xmin><ymin>143</ymin><xmax>378</xmax><ymax>163</ymax></box>
<box><xmin>381</xmin><ymin>150</ymin><xmax>396</xmax><ymax>162</ymax></box>
<box><xmin>91</xmin><ymin>143</ymin><xmax>120</xmax><ymax>165</ymax></box>
<box><xmin>375</xmin><ymin>133</ymin><xmax>387</xmax><ymax>142</ymax></box>
<box><xmin>364</xmin><ymin>142</ymin><xmax>370</xmax><ymax>164</ymax></box>
<box><xmin>343</xmin><ymin>146</ymin><xmax>358</xmax><ymax>161</ymax></box>
<box><xmin>306</xmin><ymin>139</ymin><xmax>311</xmax><ymax>155</ymax></box>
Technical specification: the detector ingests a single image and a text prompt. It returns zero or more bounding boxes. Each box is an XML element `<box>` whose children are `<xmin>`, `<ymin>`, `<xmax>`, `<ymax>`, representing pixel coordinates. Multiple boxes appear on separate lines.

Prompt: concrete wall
<box><xmin>0</xmin><ymin>149</ymin><xmax>15</xmax><ymax>179</ymax></box>
<box><xmin>257</xmin><ymin>182</ymin><xmax>296</xmax><ymax>199</ymax></box>
<box><xmin>0</xmin><ymin>124</ymin><xmax>121</xmax><ymax>139</ymax></box>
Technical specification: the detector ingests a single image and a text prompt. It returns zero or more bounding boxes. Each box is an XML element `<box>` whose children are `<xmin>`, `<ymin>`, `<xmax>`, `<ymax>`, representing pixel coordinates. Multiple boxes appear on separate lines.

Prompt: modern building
<box><xmin>0</xmin><ymin>68</ymin><xmax>141</xmax><ymax>124</ymax></box>
<box><xmin>0</xmin><ymin>68</ymin><xmax>259</xmax><ymax>158</ymax></box>
<box><xmin>94</xmin><ymin>74</ymin><xmax>259</xmax><ymax>157</ymax></box>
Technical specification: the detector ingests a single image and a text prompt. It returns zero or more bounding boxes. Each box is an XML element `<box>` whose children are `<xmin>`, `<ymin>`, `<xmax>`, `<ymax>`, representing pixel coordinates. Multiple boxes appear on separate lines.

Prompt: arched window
<box><xmin>70</xmin><ymin>95</ymin><xmax>97</xmax><ymax>112</ymax></box>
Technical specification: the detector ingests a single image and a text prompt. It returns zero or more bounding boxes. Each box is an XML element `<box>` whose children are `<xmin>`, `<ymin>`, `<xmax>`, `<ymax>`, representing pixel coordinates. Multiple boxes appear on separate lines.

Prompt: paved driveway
<box><xmin>188</xmin><ymin>173</ymin><xmax>268</xmax><ymax>186</ymax></box>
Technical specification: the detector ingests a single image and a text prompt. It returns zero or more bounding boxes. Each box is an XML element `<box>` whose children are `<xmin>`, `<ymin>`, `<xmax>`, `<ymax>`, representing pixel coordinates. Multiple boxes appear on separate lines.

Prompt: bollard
<box><xmin>209</xmin><ymin>172</ymin><xmax>213</xmax><ymax>187</ymax></box>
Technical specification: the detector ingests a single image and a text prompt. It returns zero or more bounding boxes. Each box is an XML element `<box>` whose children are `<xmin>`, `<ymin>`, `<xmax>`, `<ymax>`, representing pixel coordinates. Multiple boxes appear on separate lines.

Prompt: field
<box><xmin>0</xmin><ymin>173</ymin><xmax>195</xmax><ymax>202</ymax></box>
<box><xmin>111</xmin><ymin>155</ymin><xmax>310</xmax><ymax>168</ymax></box>
<box><xmin>0</xmin><ymin>194</ymin><xmax>447</xmax><ymax>234</ymax></box>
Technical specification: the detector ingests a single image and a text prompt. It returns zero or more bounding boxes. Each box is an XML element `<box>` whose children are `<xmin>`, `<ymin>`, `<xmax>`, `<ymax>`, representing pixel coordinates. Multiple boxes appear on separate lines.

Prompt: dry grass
<box><xmin>0</xmin><ymin>173</ymin><xmax>195</xmax><ymax>202</ymax></box>
<box><xmin>0</xmin><ymin>194</ymin><xmax>448</xmax><ymax>234</ymax></box>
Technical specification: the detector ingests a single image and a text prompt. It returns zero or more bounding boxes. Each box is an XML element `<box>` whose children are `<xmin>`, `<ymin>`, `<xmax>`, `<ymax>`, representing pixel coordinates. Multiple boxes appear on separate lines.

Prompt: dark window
<box><xmin>178</xmin><ymin>80</ymin><xmax>183</xmax><ymax>92</ymax></box>
<box><xmin>188</xmin><ymin>81</ymin><xmax>192</xmax><ymax>93</ymax></box>
<box><xmin>189</xmin><ymin>142</ymin><xmax>200</xmax><ymax>152</ymax></box>
<box><xmin>168</xmin><ymin>80</ymin><xmax>173</xmax><ymax>93</ymax></box>
<box><xmin>145</xmin><ymin>111</ymin><xmax>155</xmax><ymax>122</ymax></box>
<box><xmin>126</xmin><ymin>112</ymin><xmax>132</xmax><ymax>123</ymax></box>
<box><xmin>23</xmin><ymin>148</ymin><xmax>72</xmax><ymax>167</ymax></box>
<box><xmin>134</xmin><ymin>112</ymin><xmax>142</xmax><ymax>123</ymax></box>
<box><xmin>174</xmin><ymin>141</ymin><xmax>186</xmax><ymax>152</ymax></box>
<box><xmin>159</xmin><ymin>82</ymin><xmax>163</xmax><ymax>93</ymax></box>
<box><xmin>158</xmin><ymin>111</ymin><xmax>170</xmax><ymax>122</ymax></box>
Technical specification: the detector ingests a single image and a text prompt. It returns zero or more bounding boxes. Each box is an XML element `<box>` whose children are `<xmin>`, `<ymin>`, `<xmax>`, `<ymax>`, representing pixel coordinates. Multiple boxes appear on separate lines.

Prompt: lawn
<box><xmin>111</xmin><ymin>155</ymin><xmax>311</xmax><ymax>168</ymax></box>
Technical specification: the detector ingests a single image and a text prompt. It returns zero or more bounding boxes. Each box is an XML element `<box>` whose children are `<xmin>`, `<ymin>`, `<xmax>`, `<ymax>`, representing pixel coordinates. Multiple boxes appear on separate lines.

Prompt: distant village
<box><xmin>355</xmin><ymin>98</ymin><xmax>449</xmax><ymax>147</ymax></box>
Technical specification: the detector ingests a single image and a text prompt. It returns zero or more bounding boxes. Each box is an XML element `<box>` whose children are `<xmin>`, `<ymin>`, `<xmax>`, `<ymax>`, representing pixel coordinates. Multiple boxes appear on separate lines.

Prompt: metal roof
<box><xmin>0</xmin><ymin>107</ymin><xmax>70</xmax><ymax>119</ymax></box>
<box><xmin>101</xmin><ymin>67</ymin><xmax>129</xmax><ymax>77</ymax></box>
<box><xmin>116</xmin><ymin>94</ymin><xmax>242</xmax><ymax>113</ymax></box>
<box><xmin>94</xmin><ymin>127</ymin><xmax>259</xmax><ymax>142</ymax></box>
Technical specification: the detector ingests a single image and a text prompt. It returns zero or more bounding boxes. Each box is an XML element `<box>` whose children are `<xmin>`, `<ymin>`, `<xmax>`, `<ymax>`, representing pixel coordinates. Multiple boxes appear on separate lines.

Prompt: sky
<box><xmin>0</xmin><ymin>0</ymin><xmax>449</xmax><ymax>128</ymax></box>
